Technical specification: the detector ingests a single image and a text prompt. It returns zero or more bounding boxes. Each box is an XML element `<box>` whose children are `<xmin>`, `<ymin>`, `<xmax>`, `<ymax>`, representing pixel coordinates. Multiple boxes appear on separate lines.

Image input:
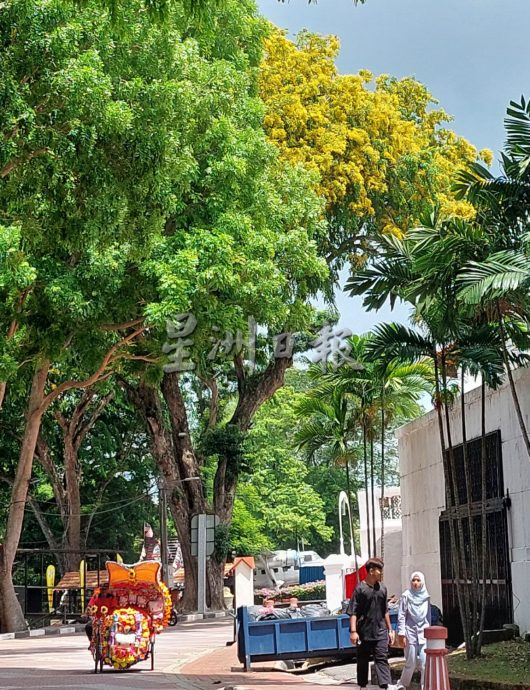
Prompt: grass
<box><xmin>447</xmin><ymin>640</ymin><xmax>530</xmax><ymax>685</ymax></box>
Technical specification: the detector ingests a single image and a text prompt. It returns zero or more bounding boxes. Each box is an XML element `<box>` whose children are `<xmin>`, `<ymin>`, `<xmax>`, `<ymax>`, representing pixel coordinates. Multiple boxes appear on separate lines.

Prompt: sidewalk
<box><xmin>176</xmin><ymin>643</ymin><xmax>380</xmax><ymax>690</ymax></box>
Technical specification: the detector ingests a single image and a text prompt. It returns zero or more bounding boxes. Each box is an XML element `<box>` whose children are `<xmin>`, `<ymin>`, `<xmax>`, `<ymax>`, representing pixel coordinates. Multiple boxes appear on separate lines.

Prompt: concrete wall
<box><xmin>358</xmin><ymin>486</ymin><xmax>402</xmax><ymax>598</ymax></box>
<box><xmin>397</xmin><ymin>366</ymin><xmax>530</xmax><ymax>633</ymax></box>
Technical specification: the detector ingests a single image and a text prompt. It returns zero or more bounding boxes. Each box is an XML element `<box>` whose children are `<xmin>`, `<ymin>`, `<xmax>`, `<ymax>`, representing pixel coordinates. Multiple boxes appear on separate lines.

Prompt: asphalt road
<box><xmin>0</xmin><ymin>619</ymin><xmax>233</xmax><ymax>690</ymax></box>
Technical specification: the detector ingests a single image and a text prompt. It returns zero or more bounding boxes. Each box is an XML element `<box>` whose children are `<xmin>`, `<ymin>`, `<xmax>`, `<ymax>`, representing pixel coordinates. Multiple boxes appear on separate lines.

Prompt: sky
<box><xmin>257</xmin><ymin>0</ymin><xmax>530</xmax><ymax>335</ymax></box>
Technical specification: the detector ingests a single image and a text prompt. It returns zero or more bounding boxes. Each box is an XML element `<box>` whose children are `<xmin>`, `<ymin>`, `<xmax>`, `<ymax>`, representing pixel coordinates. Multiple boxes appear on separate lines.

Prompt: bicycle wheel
<box><xmin>93</xmin><ymin>629</ymin><xmax>101</xmax><ymax>674</ymax></box>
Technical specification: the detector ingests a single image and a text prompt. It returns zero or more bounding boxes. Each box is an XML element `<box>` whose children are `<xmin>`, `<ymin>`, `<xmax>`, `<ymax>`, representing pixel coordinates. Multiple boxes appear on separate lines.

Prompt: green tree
<box><xmin>0</xmin><ymin>0</ymin><xmax>225</xmax><ymax>631</ymax></box>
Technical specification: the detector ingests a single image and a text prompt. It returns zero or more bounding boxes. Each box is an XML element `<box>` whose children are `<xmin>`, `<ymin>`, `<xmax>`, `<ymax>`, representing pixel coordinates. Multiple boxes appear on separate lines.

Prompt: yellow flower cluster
<box><xmin>260</xmin><ymin>30</ymin><xmax>490</xmax><ymax>233</ymax></box>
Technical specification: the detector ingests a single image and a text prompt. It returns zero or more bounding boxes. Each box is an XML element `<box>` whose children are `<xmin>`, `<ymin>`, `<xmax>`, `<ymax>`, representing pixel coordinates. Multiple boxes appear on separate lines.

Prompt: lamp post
<box><xmin>158</xmin><ymin>476</ymin><xmax>200</xmax><ymax>586</ymax></box>
<box><xmin>338</xmin><ymin>491</ymin><xmax>355</xmax><ymax>557</ymax></box>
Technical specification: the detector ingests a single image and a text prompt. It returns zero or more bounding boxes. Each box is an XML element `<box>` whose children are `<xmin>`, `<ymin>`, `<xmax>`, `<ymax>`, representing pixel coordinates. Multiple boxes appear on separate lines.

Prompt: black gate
<box><xmin>439</xmin><ymin>430</ymin><xmax>512</xmax><ymax>643</ymax></box>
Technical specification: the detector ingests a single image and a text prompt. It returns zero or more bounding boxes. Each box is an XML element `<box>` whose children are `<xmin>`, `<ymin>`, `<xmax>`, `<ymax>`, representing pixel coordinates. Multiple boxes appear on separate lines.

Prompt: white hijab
<box><xmin>404</xmin><ymin>571</ymin><xmax>430</xmax><ymax>623</ymax></box>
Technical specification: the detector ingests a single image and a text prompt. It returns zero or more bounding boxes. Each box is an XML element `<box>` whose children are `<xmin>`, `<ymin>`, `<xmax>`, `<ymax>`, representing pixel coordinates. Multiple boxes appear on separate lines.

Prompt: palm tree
<box><xmin>294</xmin><ymin>379</ymin><xmax>360</xmax><ymax>552</ymax></box>
<box><xmin>455</xmin><ymin>97</ymin><xmax>530</xmax><ymax>458</ymax></box>
<box><xmin>297</xmin><ymin>337</ymin><xmax>432</xmax><ymax>561</ymax></box>
<box><xmin>346</xmin><ymin>219</ymin><xmax>506</xmax><ymax>657</ymax></box>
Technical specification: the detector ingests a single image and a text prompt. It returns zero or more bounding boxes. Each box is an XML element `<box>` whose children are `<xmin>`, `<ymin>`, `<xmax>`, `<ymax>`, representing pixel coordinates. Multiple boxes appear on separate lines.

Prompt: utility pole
<box><xmin>158</xmin><ymin>478</ymin><xmax>169</xmax><ymax>585</ymax></box>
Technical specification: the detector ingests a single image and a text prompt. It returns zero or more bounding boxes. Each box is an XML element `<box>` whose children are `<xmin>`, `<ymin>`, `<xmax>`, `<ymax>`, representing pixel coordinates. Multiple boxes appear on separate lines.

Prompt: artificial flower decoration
<box><xmin>86</xmin><ymin>560</ymin><xmax>170</xmax><ymax>671</ymax></box>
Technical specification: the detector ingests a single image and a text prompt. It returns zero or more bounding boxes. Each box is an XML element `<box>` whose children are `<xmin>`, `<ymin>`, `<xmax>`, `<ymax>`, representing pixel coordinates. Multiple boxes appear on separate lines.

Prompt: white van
<box><xmin>254</xmin><ymin>550</ymin><xmax>324</xmax><ymax>589</ymax></box>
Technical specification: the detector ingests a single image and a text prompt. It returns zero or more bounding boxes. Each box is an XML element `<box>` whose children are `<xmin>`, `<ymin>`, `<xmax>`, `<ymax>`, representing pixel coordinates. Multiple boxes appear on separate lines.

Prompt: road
<box><xmin>0</xmin><ymin>619</ymin><xmax>233</xmax><ymax>690</ymax></box>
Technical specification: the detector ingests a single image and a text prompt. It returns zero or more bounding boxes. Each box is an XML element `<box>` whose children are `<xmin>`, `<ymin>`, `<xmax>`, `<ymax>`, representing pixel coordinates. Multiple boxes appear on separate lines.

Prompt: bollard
<box><xmin>424</xmin><ymin>626</ymin><xmax>450</xmax><ymax>690</ymax></box>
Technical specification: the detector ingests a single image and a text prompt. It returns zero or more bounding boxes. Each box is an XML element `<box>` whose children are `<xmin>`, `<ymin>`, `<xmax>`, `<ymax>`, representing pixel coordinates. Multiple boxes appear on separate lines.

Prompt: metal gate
<box><xmin>439</xmin><ymin>430</ymin><xmax>512</xmax><ymax>643</ymax></box>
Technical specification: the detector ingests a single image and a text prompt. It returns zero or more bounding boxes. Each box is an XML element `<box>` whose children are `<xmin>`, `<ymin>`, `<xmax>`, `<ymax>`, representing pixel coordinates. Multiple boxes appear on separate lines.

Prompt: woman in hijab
<box><xmin>396</xmin><ymin>572</ymin><xmax>431</xmax><ymax>690</ymax></box>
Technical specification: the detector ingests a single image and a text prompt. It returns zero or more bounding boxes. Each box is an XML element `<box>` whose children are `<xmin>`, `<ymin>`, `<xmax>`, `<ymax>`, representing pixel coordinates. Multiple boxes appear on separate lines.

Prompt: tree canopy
<box><xmin>260</xmin><ymin>30</ymin><xmax>492</xmax><ymax>273</ymax></box>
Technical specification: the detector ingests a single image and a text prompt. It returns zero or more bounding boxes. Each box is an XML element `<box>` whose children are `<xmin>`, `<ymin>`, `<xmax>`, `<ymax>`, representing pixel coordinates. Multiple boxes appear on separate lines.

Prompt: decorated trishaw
<box><xmin>87</xmin><ymin>560</ymin><xmax>172</xmax><ymax>672</ymax></box>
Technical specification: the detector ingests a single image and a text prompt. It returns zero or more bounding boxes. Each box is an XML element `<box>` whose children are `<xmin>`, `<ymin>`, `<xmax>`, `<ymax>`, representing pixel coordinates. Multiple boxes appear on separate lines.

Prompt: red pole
<box><xmin>424</xmin><ymin>626</ymin><xmax>451</xmax><ymax>690</ymax></box>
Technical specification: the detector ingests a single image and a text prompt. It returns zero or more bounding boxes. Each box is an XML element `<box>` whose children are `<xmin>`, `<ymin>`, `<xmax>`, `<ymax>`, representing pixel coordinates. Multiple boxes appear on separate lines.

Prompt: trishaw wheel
<box><xmin>94</xmin><ymin>628</ymin><xmax>104</xmax><ymax>674</ymax></box>
<box><xmin>93</xmin><ymin>630</ymin><xmax>101</xmax><ymax>674</ymax></box>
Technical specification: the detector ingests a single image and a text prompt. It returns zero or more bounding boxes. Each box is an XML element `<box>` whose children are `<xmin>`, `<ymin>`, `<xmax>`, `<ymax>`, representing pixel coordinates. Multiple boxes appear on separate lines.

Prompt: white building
<box><xmin>398</xmin><ymin>366</ymin><xmax>530</xmax><ymax>636</ymax></box>
<box><xmin>358</xmin><ymin>486</ymin><xmax>403</xmax><ymax>597</ymax></box>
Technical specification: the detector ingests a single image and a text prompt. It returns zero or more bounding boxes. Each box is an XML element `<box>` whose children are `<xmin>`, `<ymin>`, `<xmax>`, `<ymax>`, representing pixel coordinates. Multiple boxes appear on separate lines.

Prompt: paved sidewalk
<box><xmin>0</xmin><ymin>619</ymin><xmax>231</xmax><ymax>689</ymax></box>
<box><xmin>177</xmin><ymin>643</ymin><xmax>384</xmax><ymax>690</ymax></box>
<box><xmin>0</xmin><ymin>617</ymin><xmax>385</xmax><ymax>690</ymax></box>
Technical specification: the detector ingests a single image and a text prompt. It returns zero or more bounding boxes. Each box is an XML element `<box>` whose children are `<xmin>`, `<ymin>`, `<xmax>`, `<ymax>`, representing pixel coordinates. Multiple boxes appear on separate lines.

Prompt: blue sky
<box><xmin>257</xmin><ymin>0</ymin><xmax>530</xmax><ymax>333</ymax></box>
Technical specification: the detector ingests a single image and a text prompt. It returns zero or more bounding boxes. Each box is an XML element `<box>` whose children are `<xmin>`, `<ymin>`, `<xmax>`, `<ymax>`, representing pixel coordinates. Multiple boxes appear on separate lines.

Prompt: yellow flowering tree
<box><xmin>260</xmin><ymin>30</ymin><xmax>492</xmax><ymax>272</ymax></box>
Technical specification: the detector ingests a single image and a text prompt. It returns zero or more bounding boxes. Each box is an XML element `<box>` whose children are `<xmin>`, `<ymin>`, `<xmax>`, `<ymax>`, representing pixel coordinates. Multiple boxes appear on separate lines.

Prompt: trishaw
<box><xmin>87</xmin><ymin>560</ymin><xmax>172</xmax><ymax>672</ymax></box>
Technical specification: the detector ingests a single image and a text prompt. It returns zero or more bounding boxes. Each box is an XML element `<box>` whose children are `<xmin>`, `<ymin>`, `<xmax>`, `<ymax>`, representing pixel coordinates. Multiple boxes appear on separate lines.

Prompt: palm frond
<box><xmin>368</xmin><ymin>323</ymin><xmax>434</xmax><ymax>363</ymax></box>
<box><xmin>505</xmin><ymin>96</ymin><xmax>530</xmax><ymax>173</ymax></box>
<box><xmin>457</xmin><ymin>250</ymin><xmax>530</xmax><ymax>304</ymax></box>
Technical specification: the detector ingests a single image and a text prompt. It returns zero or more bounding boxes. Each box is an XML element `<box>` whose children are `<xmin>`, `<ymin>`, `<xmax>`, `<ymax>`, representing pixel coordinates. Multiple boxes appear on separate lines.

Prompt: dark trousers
<box><xmin>356</xmin><ymin>636</ymin><xmax>391</xmax><ymax>688</ymax></box>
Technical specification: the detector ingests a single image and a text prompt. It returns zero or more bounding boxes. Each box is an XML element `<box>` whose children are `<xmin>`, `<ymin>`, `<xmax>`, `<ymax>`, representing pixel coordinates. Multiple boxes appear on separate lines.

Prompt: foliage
<box><xmin>231</xmin><ymin>371</ymin><xmax>333</xmax><ymax>551</ymax></box>
<box><xmin>260</xmin><ymin>30</ymin><xmax>492</xmax><ymax>274</ymax></box>
<box><xmin>229</xmin><ymin>487</ymin><xmax>272</xmax><ymax>555</ymax></box>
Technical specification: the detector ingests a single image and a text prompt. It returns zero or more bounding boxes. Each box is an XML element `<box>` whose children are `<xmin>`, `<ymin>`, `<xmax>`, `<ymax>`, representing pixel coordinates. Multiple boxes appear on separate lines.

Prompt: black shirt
<box><xmin>346</xmin><ymin>580</ymin><xmax>388</xmax><ymax>641</ymax></box>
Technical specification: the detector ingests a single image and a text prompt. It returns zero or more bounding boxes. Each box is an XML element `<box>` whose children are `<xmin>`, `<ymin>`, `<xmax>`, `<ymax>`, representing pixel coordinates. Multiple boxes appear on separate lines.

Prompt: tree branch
<box><xmin>74</xmin><ymin>391</ymin><xmax>113</xmax><ymax>451</ymax></box>
<box><xmin>204</xmin><ymin>376</ymin><xmax>219</xmax><ymax>430</ymax></box>
<box><xmin>0</xmin><ymin>148</ymin><xmax>50</xmax><ymax>178</ymax></box>
<box><xmin>70</xmin><ymin>390</ymin><xmax>96</xmax><ymax>439</ymax></box>
<box><xmin>100</xmin><ymin>318</ymin><xmax>145</xmax><ymax>332</ymax></box>
<box><xmin>53</xmin><ymin>410</ymin><xmax>69</xmax><ymax>433</ymax></box>
<box><xmin>39</xmin><ymin>326</ymin><xmax>145</xmax><ymax>411</ymax></box>
<box><xmin>233</xmin><ymin>353</ymin><xmax>245</xmax><ymax>392</ymax></box>
<box><xmin>35</xmin><ymin>432</ymin><xmax>66</xmax><ymax>519</ymax></box>
<box><xmin>26</xmin><ymin>492</ymin><xmax>62</xmax><ymax>554</ymax></box>
<box><xmin>231</xmin><ymin>355</ymin><xmax>293</xmax><ymax>431</ymax></box>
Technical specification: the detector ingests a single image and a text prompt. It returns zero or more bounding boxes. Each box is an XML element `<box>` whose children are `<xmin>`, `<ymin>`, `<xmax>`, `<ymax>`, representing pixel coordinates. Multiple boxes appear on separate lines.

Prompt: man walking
<box><xmin>347</xmin><ymin>557</ymin><xmax>396</xmax><ymax>689</ymax></box>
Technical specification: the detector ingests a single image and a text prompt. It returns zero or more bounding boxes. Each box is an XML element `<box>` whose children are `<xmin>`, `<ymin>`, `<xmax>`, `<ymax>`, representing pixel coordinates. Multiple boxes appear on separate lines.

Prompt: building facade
<box><xmin>398</xmin><ymin>366</ymin><xmax>530</xmax><ymax>636</ymax></box>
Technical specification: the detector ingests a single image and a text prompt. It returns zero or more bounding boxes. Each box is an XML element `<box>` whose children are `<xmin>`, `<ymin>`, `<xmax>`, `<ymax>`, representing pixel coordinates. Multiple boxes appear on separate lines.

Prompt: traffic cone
<box><xmin>424</xmin><ymin>626</ymin><xmax>450</xmax><ymax>690</ymax></box>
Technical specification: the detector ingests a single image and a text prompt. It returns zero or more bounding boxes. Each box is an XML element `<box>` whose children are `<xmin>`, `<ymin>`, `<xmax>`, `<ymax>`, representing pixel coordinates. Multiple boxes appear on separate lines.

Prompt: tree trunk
<box><xmin>0</xmin><ymin>382</ymin><xmax>8</xmax><ymax>412</ymax></box>
<box><xmin>0</xmin><ymin>360</ymin><xmax>49</xmax><ymax>633</ymax></box>
<box><xmin>370</xmin><ymin>436</ymin><xmax>376</xmax><ymax>557</ymax></box>
<box><xmin>127</xmin><ymin>378</ymin><xmax>204</xmax><ymax>612</ymax></box>
<box><xmin>441</xmin><ymin>354</ymin><xmax>473</xmax><ymax>656</ymax></box>
<box><xmin>380</xmin><ymin>394</ymin><xmax>385</xmax><ymax>562</ymax></box>
<box><xmin>345</xmin><ymin>455</ymin><xmax>355</xmax><ymax>551</ymax></box>
<box><xmin>168</xmin><ymin>498</ymin><xmax>198</xmax><ymax>612</ymax></box>
<box><xmin>476</xmin><ymin>378</ymin><xmax>488</xmax><ymax>655</ymax></box>
<box><xmin>460</xmin><ymin>367</ymin><xmax>479</xmax><ymax>655</ymax></box>
<box><xmin>206</xmin><ymin>559</ymin><xmax>226</xmax><ymax>611</ymax></box>
<box><xmin>434</xmin><ymin>354</ymin><xmax>467</xmax><ymax>655</ymax></box>
<box><xmin>63</xmin><ymin>436</ymin><xmax>82</xmax><ymax>571</ymax></box>
<box><xmin>362</xmin><ymin>422</ymin><xmax>371</xmax><ymax>557</ymax></box>
<box><xmin>498</xmin><ymin>312</ymin><xmax>530</xmax><ymax>460</ymax></box>
<box><xmin>128</xmin><ymin>353</ymin><xmax>293</xmax><ymax>613</ymax></box>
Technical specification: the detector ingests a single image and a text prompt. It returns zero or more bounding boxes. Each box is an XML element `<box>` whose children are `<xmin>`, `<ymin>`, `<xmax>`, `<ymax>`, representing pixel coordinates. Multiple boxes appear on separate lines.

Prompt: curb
<box><xmin>178</xmin><ymin>611</ymin><xmax>231</xmax><ymax>623</ymax></box>
<box><xmin>2</xmin><ymin>623</ymin><xmax>87</xmax><ymax>640</ymax></box>
<box><xmin>3</xmin><ymin>614</ymin><xmax>230</xmax><ymax>640</ymax></box>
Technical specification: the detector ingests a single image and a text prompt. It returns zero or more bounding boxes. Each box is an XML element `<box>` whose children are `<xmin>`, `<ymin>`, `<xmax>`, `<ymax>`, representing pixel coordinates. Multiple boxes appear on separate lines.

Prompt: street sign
<box><xmin>190</xmin><ymin>513</ymin><xmax>219</xmax><ymax>557</ymax></box>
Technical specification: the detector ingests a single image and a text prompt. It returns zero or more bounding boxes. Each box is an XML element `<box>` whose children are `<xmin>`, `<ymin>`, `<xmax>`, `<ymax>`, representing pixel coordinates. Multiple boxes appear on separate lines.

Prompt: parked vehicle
<box><xmin>254</xmin><ymin>550</ymin><xmax>325</xmax><ymax>589</ymax></box>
